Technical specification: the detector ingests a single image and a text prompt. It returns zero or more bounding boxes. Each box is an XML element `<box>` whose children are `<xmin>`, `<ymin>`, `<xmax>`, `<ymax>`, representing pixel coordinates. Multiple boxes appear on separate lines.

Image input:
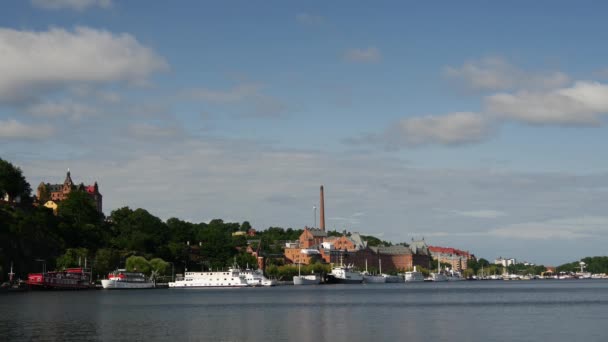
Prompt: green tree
<box><xmin>56</xmin><ymin>248</ymin><xmax>89</xmax><ymax>269</ymax></box>
<box><xmin>240</xmin><ymin>221</ymin><xmax>252</xmax><ymax>232</ymax></box>
<box><xmin>126</xmin><ymin>255</ymin><xmax>151</xmax><ymax>275</ymax></box>
<box><xmin>235</xmin><ymin>252</ymin><xmax>258</xmax><ymax>269</ymax></box>
<box><xmin>110</xmin><ymin>207</ymin><xmax>169</xmax><ymax>256</ymax></box>
<box><xmin>58</xmin><ymin>190</ymin><xmax>101</xmax><ymax>226</ymax></box>
<box><xmin>93</xmin><ymin>248</ymin><xmax>121</xmax><ymax>279</ymax></box>
<box><xmin>0</xmin><ymin>158</ymin><xmax>31</xmax><ymax>203</ymax></box>
<box><xmin>149</xmin><ymin>258</ymin><xmax>170</xmax><ymax>276</ymax></box>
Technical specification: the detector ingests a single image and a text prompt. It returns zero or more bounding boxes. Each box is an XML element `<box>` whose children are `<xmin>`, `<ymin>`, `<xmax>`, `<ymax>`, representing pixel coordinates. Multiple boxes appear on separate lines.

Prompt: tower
<box><xmin>320</xmin><ymin>185</ymin><xmax>325</xmax><ymax>231</ymax></box>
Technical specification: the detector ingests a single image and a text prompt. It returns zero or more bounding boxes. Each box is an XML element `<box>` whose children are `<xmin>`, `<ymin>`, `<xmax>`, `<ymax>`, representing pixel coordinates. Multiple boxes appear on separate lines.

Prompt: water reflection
<box><xmin>1</xmin><ymin>281</ymin><xmax>608</xmax><ymax>341</ymax></box>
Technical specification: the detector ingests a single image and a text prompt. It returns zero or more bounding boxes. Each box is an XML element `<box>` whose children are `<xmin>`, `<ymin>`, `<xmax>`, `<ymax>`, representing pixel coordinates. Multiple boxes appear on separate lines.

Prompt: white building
<box><xmin>494</xmin><ymin>257</ymin><xmax>516</xmax><ymax>267</ymax></box>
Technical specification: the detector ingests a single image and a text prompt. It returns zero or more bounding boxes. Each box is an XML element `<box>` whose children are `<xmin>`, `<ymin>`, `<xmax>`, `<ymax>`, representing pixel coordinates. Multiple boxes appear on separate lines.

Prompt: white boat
<box><xmin>430</xmin><ymin>261</ymin><xmax>448</xmax><ymax>282</ymax></box>
<box><xmin>101</xmin><ymin>269</ymin><xmax>155</xmax><ymax>289</ymax></box>
<box><xmin>242</xmin><ymin>268</ymin><xmax>277</xmax><ymax>286</ymax></box>
<box><xmin>168</xmin><ymin>267</ymin><xmax>249</xmax><ymax>288</ymax></box>
<box><xmin>293</xmin><ymin>263</ymin><xmax>321</xmax><ymax>285</ymax></box>
<box><xmin>431</xmin><ymin>272</ymin><xmax>448</xmax><ymax>282</ymax></box>
<box><xmin>446</xmin><ymin>270</ymin><xmax>465</xmax><ymax>281</ymax></box>
<box><xmin>405</xmin><ymin>266</ymin><xmax>425</xmax><ymax>282</ymax></box>
<box><xmin>327</xmin><ymin>255</ymin><xmax>363</xmax><ymax>284</ymax></box>
<box><xmin>362</xmin><ymin>259</ymin><xmax>386</xmax><ymax>284</ymax></box>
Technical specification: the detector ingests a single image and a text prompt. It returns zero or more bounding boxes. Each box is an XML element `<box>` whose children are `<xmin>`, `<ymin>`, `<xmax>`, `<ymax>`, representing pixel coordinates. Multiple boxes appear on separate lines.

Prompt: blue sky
<box><xmin>2</xmin><ymin>0</ymin><xmax>608</xmax><ymax>264</ymax></box>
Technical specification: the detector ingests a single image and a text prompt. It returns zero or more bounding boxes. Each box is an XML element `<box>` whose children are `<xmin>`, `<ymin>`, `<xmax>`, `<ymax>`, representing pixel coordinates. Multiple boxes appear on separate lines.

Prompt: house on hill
<box><xmin>36</xmin><ymin>169</ymin><xmax>103</xmax><ymax>213</ymax></box>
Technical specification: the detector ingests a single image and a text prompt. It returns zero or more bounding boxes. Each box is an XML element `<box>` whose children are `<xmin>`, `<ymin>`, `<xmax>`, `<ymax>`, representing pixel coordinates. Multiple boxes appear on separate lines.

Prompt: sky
<box><xmin>2</xmin><ymin>0</ymin><xmax>608</xmax><ymax>265</ymax></box>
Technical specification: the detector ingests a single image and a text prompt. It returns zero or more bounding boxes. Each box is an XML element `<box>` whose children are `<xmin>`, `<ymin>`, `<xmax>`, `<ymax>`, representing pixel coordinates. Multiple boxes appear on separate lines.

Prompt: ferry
<box><xmin>26</xmin><ymin>268</ymin><xmax>92</xmax><ymax>290</ymax></box>
<box><xmin>101</xmin><ymin>269</ymin><xmax>155</xmax><ymax>289</ymax></box>
<box><xmin>168</xmin><ymin>267</ymin><xmax>249</xmax><ymax>288</ymax></box>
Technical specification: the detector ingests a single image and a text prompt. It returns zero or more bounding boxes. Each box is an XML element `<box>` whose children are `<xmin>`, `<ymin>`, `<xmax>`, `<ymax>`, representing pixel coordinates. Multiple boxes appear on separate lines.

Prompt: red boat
<box><xmin>26</xmin><ymin>268</ymin><xmax>92</xmax><ymax>290</ymax></box>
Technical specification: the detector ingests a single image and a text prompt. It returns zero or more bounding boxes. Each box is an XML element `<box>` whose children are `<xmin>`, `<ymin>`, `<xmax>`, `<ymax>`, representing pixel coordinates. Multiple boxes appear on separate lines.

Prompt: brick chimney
<box><xmin>320</xmin><ymin>185</ymin><xmax>325</xmax><ymax>231</ymax></box>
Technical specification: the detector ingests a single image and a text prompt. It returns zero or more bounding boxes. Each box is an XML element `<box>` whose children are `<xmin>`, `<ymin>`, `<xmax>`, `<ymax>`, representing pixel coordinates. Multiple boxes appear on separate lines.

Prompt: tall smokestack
<box><xmin>320</xmin><ymin>185</ymin><xmax>325</xmax><ymax>231</ymax></box>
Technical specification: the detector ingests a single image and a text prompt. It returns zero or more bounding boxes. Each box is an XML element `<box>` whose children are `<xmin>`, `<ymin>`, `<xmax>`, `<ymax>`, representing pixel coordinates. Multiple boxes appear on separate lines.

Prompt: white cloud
<box><xmin>296</xmin><ymin>13</ymin><xmax>324</xmax><ymax>26</ymax></box>
<box><xmin>452</xmin><ymin>210</ymin><xmax>506</xmax><ymax>219</ymax></box>
<box><xmin>383</xmin><ymin>112</ymin><xmax>493</xmax><ymax>147</ymax></box>
<box><xmin>344</xmin><ymin>47</ymin><xmax>382</xmax><ymax>63</ymax></box>
<box><xmin>488</xmin><ymin>216</ymin><xmax>608</xmax><ymax>239</ymax></box>
<box><xmin>31</xmin><ymin>0</ymin><xmax>112</xmax><ymax>11</ymax></box>
<box><xmin>0</xmin><ymin>119</ymin><xmax>54</xmax><ymax>139</ymax></box>
<box><xmin>0</xmin><ymin>26</ymin><xmax>167</xmax><ymax>103</ymax></box>
<box><xmin>486</xmin><ymin>81</ymin><xmax>608</xmax><ymax>125</ymax></box>
<box><xmin>444</xmin><ymin>57</ymin><xmax>569</xmax><ymax>91</ymax></box>
<box><xmin>25</xmin><ymin>101</ymin><xmax>99</xmax><ymax>121</ymax></box>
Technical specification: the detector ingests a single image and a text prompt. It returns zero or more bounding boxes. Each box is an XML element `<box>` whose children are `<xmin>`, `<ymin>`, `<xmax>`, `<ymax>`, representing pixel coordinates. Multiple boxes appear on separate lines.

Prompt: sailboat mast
<box><xmin>9</xmin><ymin>261</ymin><xmax>14</xmax><ymax>282</ymax></box>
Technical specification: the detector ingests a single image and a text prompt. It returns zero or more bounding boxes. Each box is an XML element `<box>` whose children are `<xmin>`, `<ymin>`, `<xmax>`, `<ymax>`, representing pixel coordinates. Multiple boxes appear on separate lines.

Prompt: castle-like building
<box><xmin>36</xmin><ymin>169</ymin><xmax>103</xmax><ymax>213</ymax></box>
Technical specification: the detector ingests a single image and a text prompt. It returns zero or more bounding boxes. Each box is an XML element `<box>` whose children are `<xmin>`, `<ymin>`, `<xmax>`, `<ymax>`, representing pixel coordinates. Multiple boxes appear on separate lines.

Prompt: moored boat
<box><xmin>326</xmin><ymin>255</ymin><xmax>363</xmax><ymax>284</ymax></box>
<box><xmin>430</xmin><ymin>272</ymin><xmax>448</xmax><ymax>282</ymax></box>
<box><xmin>26</xmin><ymin>268</ymin><xmax>92</xmax><ymax>290</ymax></box>
<box><xmin>101</xmin><ymin>269</ymin><xmax>155</xmax><ymax>289</ymax></box>
<box><xmin>405</xmin><ymin>266</ymin><xmax>425</xmax><ymax>282</ymax></box>
<box><xmin>362</xmin><ymin>259</ymin><xmax>386</xmax><ymax>284</ymax></box>
<box><xmin>168</xmin><ymin>267</ymin><xmax>249</xmax><ymax>288</ymax></box>
<box><xmin>382</xmin><ymin>274</ymin><xmax>404</xmax><ymax>283</ymax></box>
<box><xmin>242</xmin><ymin>268</ymin><xmax>277</xmax><ymax>286</ymax></box>
<box><xmin>293</xmin><ymin>262</ymin><xmax>321</xmax><ymax>285</ymax></box>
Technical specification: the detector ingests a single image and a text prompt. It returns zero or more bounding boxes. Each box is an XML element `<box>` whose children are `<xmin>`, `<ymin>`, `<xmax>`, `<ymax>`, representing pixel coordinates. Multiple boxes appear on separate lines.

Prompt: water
<box><xmin>2</xmin><ymin>280</ymin><xmax>608</xmax><ymax>342</ymax></box>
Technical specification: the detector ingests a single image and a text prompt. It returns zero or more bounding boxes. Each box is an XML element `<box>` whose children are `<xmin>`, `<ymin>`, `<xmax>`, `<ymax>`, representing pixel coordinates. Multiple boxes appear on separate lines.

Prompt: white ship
<box><xmin>404</xmin><ymin>266</ymin><xmax>425</xmax><ymax>282</ymax></box>
<box><xmin>101</xmin><ymin>269</ymin><xmax>155</xmax><ymax>289</ymax></box>
<box><xmin>168</xmin><ymin>267</ymin><xmax>249</xmax><ymax>288</ymax></box>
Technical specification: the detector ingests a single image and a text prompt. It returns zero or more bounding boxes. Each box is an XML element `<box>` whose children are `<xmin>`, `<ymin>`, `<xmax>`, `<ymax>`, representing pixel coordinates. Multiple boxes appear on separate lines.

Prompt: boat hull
<box><xmin>405</xmin><ymin>272</ymin><xmax>425</xmax><ymax>282</ymax></box>
<box><xmin>101</xmin><ymin>279</ymin><xmax>155</xmax><ymax>289</ymax></box>
<box><xmin>293</xmin><ymin>275</ymin><xmax>321</xmax><ymax>285</ymax></box>
<box><xmin>383</xmin><ymin>275</ymin><xmax>404</xmax><ymax>283</ymax></box>
<box><xmin>326</xmin><ymin>275</ymin><xmax>364</xmax><ymax>284</ymax></box>
<box><xmin>363</xmin><ymin>275</ymin><xmax>386</xmax><ymax>284</ymax></box>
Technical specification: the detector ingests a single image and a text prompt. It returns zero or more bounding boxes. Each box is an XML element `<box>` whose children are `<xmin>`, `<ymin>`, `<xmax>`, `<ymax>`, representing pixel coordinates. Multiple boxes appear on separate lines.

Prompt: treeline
<box><xmin>557</xmin><ymin>257</ymin><xmax>608</xmax><ymax>274</ymax></box>
<box><xmin>0</xmin><ymin>158</ymin><xmax>304</xmax><ymax>282</ymax></box>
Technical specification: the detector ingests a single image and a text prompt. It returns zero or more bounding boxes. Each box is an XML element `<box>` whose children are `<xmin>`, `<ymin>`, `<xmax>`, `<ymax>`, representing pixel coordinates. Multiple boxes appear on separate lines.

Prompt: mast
<box><xmin>9</xmin><ymin>262</ymin><xmax>14</xmax><ymax>283</ymax></box>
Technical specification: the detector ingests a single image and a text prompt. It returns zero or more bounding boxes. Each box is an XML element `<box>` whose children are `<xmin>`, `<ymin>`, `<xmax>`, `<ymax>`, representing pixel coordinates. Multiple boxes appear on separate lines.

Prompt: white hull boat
<box><xmin>293</xmin><ymin>274</ymin><xmax>321</xmax><ymax>285</ymax></box>
<box><xmin>101</xmin><ymin>269</ymin><xmax>155</xmax><ymax>289</ymax></box>
<box><xmin>169</xmin><ymin>268</ymin><xmax>249</xmax><ymax>288</ymax></box>
<box><xmin>363</xmin><ymin>274</ymin><xmax>386</xmax><ymax>283</ymax></box>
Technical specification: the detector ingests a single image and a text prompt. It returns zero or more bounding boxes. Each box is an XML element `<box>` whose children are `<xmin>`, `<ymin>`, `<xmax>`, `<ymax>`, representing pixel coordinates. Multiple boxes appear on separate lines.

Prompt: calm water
<box><xmin>2</xmin><ymin>280</ymin><xmax>608</xmax><ymax>342</ymax></box>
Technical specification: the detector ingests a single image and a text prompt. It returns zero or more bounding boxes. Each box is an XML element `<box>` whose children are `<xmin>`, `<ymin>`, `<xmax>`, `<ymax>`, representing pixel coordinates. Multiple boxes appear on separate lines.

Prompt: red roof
<box><xmin>428</xmin><ymin>246</ymin><xmax>470</xmax><ymax>257</ymax></box>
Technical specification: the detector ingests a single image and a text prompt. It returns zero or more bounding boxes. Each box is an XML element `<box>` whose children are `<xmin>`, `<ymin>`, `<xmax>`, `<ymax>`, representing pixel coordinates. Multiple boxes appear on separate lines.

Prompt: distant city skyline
<box><xmin>2</xmin><ymin>1</ymin><xmax>608</xmax><ymax>264</ymax></box>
